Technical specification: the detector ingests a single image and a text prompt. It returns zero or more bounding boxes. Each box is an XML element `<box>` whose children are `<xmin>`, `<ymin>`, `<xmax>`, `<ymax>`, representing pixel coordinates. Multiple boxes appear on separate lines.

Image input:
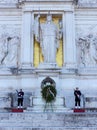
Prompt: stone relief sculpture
<box><xmin>0</xmin><ymin>34</ymin><xmax>20</xmax><ymax>67</ymax></box>
<box><xmin>77</xmin><ymin>34</ymin><xmax>97</xmax><ymax>67</ymax></box>
<box><xmin>34</xmin><ymin>14</ymin><xmax>62</xmax><ymax>64</ymax></box>
<box><xmin>90</xmin><ymin>36</ymin><xmax>97</xmax><ymax>64</ymax></box>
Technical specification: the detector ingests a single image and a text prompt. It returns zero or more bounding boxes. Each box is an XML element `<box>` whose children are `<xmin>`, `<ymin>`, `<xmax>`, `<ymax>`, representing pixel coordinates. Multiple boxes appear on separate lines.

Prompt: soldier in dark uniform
<box><xmin>16</xmin><ymin>89</ymin><xmax>24</xmax><ymax>108</ymax></box>
<box><xmin>74</xmin><ymin>87</ymin><xmax>81</xmax><ymax>108</ymax></box>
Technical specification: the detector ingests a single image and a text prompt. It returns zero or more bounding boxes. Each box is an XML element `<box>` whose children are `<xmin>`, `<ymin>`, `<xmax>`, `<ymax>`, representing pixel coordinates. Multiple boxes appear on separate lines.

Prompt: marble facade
<box><xmin>0</xmin><ymin>0</ymin><xmax>97</xmax><ymax>109</ymax></box>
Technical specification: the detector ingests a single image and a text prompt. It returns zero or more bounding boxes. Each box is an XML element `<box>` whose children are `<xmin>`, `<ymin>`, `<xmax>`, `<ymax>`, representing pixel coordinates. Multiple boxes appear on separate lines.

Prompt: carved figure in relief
<box><xmin>77</xmin><ymin>38</ymin><xmax>86</xmax><ymax>66</ymax></box>
<box><xmin>34</xmin><ymin>14</ymin><xmax>62</xmax><ymax>63</ymax></box>
<box><xmin>83</xmin><ymin>35</ymin><xmax>92</xmax><ymax>66</ymax></box>
<box><xmin>77</xmin><ymin>37</ymin><xmax>90</xmax><ymax>66</ymax></box>
<box><xmin>77</xmin><ymin>34</ymin><xmax>97</xmax><ymax>66</ymax></box>
<box><xmin>0</xmin><ymin>34</ymin><xmax>9</xmax><ymax>65</ymax></box>
<box><xmin>90</xmin><ymin>36</ymin><xmax>97</xmax><ymax>64</ymax></box>
<box><xmin>0</xmin><ymin>35</ymin><xmax>20</xmax><ymax>67</ymax></box>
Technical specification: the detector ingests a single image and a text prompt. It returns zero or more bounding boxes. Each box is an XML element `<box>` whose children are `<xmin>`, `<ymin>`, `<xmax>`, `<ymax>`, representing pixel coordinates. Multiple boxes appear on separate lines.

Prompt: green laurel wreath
<box><xmin>41</xmin><ymin>85</ymin><xmax>57</xmax><ymax>103</ymax></box>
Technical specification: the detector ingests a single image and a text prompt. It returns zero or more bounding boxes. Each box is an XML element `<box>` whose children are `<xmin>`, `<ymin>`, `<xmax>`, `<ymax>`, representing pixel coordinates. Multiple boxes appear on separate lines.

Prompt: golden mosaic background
<box><xmin>34</xmin><ymin>15</ymin><xmax>63</xmax><ymax>67</ymax></box>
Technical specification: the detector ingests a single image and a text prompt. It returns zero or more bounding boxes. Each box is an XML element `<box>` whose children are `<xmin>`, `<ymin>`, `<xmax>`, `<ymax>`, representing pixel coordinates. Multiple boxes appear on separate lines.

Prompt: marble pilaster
<box><xmin>21</xmin><ymin>11</ymin><xmax>33</xmax><ymax>69</ymax></box>
<box><xmin>63</xmin><ymin>11</ymin><xmax>76</xmax><ymax>69</ymax></box>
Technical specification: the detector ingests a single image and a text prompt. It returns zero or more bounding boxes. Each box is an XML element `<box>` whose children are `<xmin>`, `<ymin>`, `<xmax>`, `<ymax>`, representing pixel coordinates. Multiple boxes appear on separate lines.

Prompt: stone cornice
<box><xmin>17</xmin><ymin>0</ymin><xmax>74</xmax><ymax>12</ymax></box>
<box><xmin>19</xmin><ymin>0</ymin><xmax>73</xmax><ymax>2</ymax></box>
<box><xmin>0</xmin><ymin>0</ymin><xmax>74</xmax><ymax>10</ymax></box>
<box><xmin>0</xmin><ymin>0</ymin><xmax>97</xmax><ymax>9</ymax></box>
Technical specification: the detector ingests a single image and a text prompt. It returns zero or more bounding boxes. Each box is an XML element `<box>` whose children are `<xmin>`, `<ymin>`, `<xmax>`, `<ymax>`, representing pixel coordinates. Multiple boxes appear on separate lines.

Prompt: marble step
<box><xmin>26</xmin><ymin>106</ymin><xmax>73</xmax><ymax>112</ymax></box>
<box><xmin>0</xmin><ymin>112</ymin><xmax>97</xmax><ymax>129</ymax></box>
<box><xmin>85</xmin><ymin>108</ymin><xmax>97</xmax><ymax>112</ymax></box>
<box><xmin>0</xmin><ymin>127</ymin><xmax>97</xmax><ymax>130</ymax></box>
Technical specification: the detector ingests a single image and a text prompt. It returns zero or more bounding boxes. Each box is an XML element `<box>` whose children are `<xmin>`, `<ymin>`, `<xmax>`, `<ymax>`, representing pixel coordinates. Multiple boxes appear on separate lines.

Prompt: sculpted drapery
<box><xmin>34</xmin><ymin>14</ymin><xmax>62</xmax><ymax>64</ymax></box>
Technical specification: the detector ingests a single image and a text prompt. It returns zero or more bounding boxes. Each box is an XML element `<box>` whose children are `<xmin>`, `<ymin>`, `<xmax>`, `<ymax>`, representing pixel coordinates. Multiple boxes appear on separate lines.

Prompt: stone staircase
<box><xmin>0</xmin><ymin>109</ymin><xmax>97</xmax><ymax>130</ymax></box>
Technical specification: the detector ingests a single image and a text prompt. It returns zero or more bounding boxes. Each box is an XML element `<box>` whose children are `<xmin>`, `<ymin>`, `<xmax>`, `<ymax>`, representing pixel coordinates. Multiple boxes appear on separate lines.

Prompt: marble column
<box><xmin>63</xmin><ymin>11</ymin><xmax>76</xmax><ymax>69</ymax></box>
<box><xmin>21</xmin><ymin>11</ymin><xmax>34</xmax><ymax>68</ymax></box>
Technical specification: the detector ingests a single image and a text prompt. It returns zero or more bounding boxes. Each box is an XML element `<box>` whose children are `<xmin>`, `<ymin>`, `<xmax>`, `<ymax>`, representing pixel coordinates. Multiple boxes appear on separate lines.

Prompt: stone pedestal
<box><xmin>38</xmin><ymin>63</ymin><xmax>59</xmax><ymax>69</ymax></box>
<box><xmin>73</xmin><ymin>108</ymin><xmax>85</xmax><ymax>113</ymax></box>
<box><xmin>26</xmin><ymin>96</ymin><xmax>72</xmax><ymax>112</ymax></box>
<box><xmin>11</xmin><ymin>108</ymin><xmax>23</xmax><ymax>112</ymax></box>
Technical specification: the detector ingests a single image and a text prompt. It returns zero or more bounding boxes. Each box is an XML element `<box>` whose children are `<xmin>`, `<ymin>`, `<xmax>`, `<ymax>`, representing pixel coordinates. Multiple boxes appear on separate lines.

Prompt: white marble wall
<box><xmin>0</xmin><ymin>0</ymin><xmax>97</xmax><ymax>109</ymax></box>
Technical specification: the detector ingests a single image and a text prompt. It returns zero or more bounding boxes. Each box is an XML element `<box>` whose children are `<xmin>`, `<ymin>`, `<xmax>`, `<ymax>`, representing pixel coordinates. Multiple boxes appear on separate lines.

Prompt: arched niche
<box><xmin>41</xmin><ymin>76</ymin><xmax>56</xmax><ymax>88</ymax></box>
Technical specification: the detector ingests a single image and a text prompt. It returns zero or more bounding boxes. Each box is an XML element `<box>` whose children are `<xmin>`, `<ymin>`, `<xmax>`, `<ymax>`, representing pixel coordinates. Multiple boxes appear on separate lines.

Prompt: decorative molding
<box><xmin>18</xmin><ymin>0</ymin><xmax>73</xmax><ymax>2</ymax></box>
<box><xmin>0</xmin><ymin>0</ymin><xmax>18</xmax><ymax>3</ymax></box>
<box><xmin>78</xmin><ymin>0</ymin><xmax>97</xmax><ymax>7</ymax></box>
<box><xmin>79</xmin><ymin>0</ymin><xmax>97</xmax><ymax>4</ymax></box>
